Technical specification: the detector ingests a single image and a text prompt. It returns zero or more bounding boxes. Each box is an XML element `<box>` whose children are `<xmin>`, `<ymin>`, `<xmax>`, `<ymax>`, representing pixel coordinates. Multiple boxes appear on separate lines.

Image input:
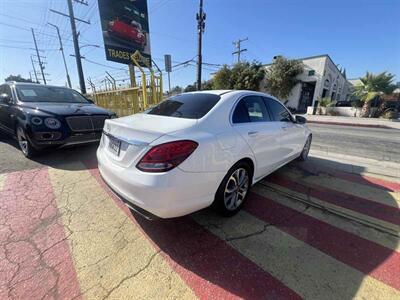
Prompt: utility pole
<box><xmin>48</xmin><ymin>23</ymin><xmax>72</xmax><ymax>88</ymax></box>
<box><xmin>31</xmin><ymin>28</ymin><xmax>46</xmax><ymax>84</ymax></box>
<box><xmin>67</xmin><ymin>0</ymin><xmax>86</xmax><ymax>94</ymax></box>
<box><xmin>30</xmin><ymin>56</ymin><xmax>39</xmax><ymax>83</ymax></box>
<box><xmin>232</xmin><ymin>37</ymin><xmax>248</xmax><ymax>63</ymax></box>
<box><xmin>196</xmin><ymin>0</ymin><xmax>206</xmax><ymax>90</ymax></box>
<box><xmin>51</xmin><ymin>0</ymin><xmax>90</xmax><ymax>94</ymax></box>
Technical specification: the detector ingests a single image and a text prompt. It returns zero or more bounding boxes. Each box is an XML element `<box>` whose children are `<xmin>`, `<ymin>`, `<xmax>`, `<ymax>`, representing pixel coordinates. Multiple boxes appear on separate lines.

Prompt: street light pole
<box><xmin>30</xmin><ymin>56</ymin><xmax>39</xmax><ymax>83</ymax></box>
<box><xmin>31</xmin><ymin>28</ymin><xmax>46</xmax><ymax>84</ymax></box>
<box><xmin>48</xmin><ymin>23</ymin><xmax>72</xmax><ymax>88</ymax></box>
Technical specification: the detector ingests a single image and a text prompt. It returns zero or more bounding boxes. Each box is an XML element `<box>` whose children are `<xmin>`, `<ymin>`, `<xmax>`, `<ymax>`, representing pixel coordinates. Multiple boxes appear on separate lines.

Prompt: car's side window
<box><xmin>264</xmin><ymin>97</ymin><xmax>293</xmax><ymax>122</ymax></box>
<box><xmin>232</xmin><ymin>96</ymin><xmax>271</xmax><ymax>124</ymax></box>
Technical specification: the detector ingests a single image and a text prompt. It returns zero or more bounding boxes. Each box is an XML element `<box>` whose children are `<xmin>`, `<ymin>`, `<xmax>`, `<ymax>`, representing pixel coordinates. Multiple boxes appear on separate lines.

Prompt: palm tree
<box><xmin>353</xmin><ymin>72</ymin><xmax>396</xmax><ymax>117</ymax></box>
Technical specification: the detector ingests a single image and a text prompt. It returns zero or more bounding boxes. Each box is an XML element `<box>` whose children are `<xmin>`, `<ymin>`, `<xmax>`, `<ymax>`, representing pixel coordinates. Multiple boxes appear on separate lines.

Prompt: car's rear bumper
<box><xmin>97</xmin><ymin>147</ymin><xmax>225</xmax><ymax>218</ymax></box>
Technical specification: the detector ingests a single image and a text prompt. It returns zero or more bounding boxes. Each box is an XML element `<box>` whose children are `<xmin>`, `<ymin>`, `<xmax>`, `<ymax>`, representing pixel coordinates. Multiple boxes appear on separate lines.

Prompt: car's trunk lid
<box><xmin>101</xmin><ymin>113</ymin><xmax>197</xmax><ymax>167</ymax></box>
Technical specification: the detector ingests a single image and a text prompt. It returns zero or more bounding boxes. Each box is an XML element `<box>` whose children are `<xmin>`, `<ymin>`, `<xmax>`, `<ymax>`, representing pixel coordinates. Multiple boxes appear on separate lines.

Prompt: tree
<box><xmin>213</xmin><ymin>62</ymin><xmax>265</xmax><ymax>91</ymax></box>
<box><xmin>353</xmin><ymin>71</ymin><xmax>396</xmax><ymax>117</ymax></box>
<box><xmin>184</xmin><ymin>83</ymin><xmax>197</xmax><ymax>92</ymax></box>
<box><xmin>213</xmin><ymin>65</ymin><xmax>232</xmax><ymax>89</ymax></box>
<box><xmin>264</xmin><ymin>56</ymin><xmax>304</xmax><ymax>100</ymax></box>
<box><xmin>202</xmin><ymin>79</ymin><xmax>214</xmax><ymax>90</ymax></box>
<box><xmin>170</xmin><ymin>86</ymin><xmax>183</xmax><ymax>95</ymax></box>
<box><xmin>5</xmin><ymin>74</ymin><xmax>33</xmax><ymax>83</ymax></box>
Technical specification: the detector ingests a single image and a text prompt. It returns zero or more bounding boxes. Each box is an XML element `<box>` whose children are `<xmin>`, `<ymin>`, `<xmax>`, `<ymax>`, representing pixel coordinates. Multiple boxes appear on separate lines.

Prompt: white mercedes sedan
<box><xmin>97</xmin><ymin>90</ymin><xmax>311</xmax><ymax>219</ymax></box>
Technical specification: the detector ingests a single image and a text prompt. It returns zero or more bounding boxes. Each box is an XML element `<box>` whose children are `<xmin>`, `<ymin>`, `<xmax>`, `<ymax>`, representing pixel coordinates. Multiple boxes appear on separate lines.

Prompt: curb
<box><xmin>307</xmin><ymin>120</ymin><xmax>396</xmax><ymax>130</ymax></box>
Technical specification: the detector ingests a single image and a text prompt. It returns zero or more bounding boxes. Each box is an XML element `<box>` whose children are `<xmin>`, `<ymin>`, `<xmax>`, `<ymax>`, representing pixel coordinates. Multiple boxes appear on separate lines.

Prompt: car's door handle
<box><xmin>248</xmin><ymin>131</ymin><xmax>258</xmax><ymax>136</ymax></box>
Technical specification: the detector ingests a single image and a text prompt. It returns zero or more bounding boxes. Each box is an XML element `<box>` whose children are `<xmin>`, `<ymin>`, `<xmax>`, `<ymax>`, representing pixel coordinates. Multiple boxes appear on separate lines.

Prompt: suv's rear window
<box><xmin>146</xmin><ymin>93</ymin><xmax>221</xmax><ymax>119</ymax></box>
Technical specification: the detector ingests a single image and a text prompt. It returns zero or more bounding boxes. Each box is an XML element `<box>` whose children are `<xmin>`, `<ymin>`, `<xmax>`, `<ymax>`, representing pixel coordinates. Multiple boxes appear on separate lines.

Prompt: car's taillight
<box><xmin>136</xmin><ymin>140</ymin><xmax>198</xmax><ymax>172</ymax></box>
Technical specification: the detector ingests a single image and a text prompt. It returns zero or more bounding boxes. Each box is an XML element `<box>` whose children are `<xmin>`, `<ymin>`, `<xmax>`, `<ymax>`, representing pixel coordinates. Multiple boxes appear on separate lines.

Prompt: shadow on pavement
<box><xmin>0</xmin><ymin>133</ymin><xmax>98</xmax><ymax>172</ymax></box>
<box><xmin>131</xmin><ymin>156</ymin><xmax>399</xmax><ymax>299</ymax></box>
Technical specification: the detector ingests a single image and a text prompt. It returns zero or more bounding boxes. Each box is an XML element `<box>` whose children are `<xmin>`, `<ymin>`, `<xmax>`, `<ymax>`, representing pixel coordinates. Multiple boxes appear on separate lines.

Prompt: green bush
<box><xmin>318</xmin><ymin>97</ymin><xmax>332</xmax><ymax>107</ymax></box>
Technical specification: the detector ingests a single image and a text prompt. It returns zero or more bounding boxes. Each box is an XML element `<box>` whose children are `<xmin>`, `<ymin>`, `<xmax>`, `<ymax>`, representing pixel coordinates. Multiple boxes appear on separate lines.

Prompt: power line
<box><xmin>83</xmin><ymin>58</ymin><xmax>127</xmax><ymax>70</ymax></box>
<box><xmin>50</xmin><ymin>0</ymin><xmax>90</xmax><ymax>94</ymax></box>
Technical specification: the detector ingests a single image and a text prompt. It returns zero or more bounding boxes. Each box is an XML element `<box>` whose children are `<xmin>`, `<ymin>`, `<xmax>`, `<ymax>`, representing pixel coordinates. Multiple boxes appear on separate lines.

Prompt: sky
<box><xmin>0</xmin><ymin>0</ymin><xmax>399</xmax><ymax>92</ymax></box>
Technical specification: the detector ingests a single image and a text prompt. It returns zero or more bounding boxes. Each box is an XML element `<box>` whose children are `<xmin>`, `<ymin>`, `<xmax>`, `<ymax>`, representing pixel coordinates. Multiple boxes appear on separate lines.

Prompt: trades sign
<box><xmin>98</xmin><ymin>0</ymin><xmax>151</xmax><ymax>66</ymax></box>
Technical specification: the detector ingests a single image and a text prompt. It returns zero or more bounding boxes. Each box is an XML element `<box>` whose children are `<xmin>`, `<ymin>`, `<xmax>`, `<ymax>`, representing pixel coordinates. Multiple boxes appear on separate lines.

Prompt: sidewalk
<box><xmin>305</xmin><ymin>115</ymin><xmax>400</xmax><ymax>130</ymax></box>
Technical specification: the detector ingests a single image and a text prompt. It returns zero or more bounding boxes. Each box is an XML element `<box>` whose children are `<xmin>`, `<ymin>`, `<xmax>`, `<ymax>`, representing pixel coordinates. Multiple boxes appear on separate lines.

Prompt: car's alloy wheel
<box><xmin>213</xmin><ymin>161</ymin><xmax>252</xmax><ymax>216</ymax></box>
<box><xmin>17</xmin><ymin>127</ymin><xmax>35</xmax><ymax>158</ymax></box>
<box><xmin>299</xmin><ymin>135</ymin><xmax>312</xmax><ymax>161</ymax></box>
<box><xmin>224</xmin><ymin>168</ymin><xmax>249</xmax><ymax>211</ymax></box>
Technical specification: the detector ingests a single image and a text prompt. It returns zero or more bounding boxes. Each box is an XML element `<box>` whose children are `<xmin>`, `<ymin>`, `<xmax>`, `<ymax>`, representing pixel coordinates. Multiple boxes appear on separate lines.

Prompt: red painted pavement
<box><xmin>269</xmin><ymin>175</ymin><xmax>400</xmax><ymax>226</ymax></box>
<box><xmin>0</xmin><ymin>169</ymin><xmax>81</xmax><ymax>300</ymax></box>
<box><xmin>245</xmin><ymin>192</ymin><xmax>400</xmax><ymax>290</ymax></box>
<box><xmin>86</xmin><ymin>162</ymin><xmax>302</xmax><ymax>300</ymax></box>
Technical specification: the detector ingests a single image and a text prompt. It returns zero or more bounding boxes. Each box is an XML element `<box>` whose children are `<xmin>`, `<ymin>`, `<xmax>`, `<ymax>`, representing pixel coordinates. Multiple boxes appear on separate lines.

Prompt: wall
<box><xmin>306</xmin><ymin>106</ymin><xmax>362</xmax><ymax>117</ymax></box>
<box><xmin>263</xmin><ymin>55</ymin><xmax>350</xmax><ymax>111</ymax></box>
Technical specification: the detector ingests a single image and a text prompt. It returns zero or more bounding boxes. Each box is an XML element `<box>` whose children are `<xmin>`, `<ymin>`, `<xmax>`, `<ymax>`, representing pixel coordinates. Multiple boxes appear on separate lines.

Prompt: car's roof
<box><xmin>184</xmin><ymin>90</ymin><xmax>233</xmax><ymax>96</ymax></box>
<box><xmin>182</xmin><ymin>89</ymin><xmax>280</xmax><ymax>101</ymax></box>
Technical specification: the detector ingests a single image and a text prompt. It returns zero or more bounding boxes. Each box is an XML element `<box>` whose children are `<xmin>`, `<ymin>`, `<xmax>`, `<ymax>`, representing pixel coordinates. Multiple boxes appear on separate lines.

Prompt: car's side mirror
<box><xmin>0</xmin><ymin>93</ymin><xmax>10</xmax><ymax>104</ymax></box>
<box><xmin>295</xmin><ymin>115</ymin><xmax>307</xmax><ymax>124</ymax></box>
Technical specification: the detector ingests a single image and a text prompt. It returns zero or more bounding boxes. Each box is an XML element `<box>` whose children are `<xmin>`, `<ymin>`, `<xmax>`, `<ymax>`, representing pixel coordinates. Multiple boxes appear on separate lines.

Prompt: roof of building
<box><xmin>263</xmin><ymin>54</ymin><xmax>349</xmax><ymax>82</ymax></box>
<box><xmin>263</xmin><ymin>54</ymin><xmax>330</xmax><ymax>67</ymax></box>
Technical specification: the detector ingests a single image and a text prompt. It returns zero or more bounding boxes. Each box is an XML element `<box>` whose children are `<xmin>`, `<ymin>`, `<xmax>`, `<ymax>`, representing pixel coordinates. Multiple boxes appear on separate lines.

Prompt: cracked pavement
<box><xmin>0</xmin><ymin>138</ymin><xmax>399</xmax><ymax>299</ymax></box>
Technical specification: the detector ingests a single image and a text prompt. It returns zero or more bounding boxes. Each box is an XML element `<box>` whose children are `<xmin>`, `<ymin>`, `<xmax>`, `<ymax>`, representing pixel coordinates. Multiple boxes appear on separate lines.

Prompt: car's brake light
<box><xmin>136</xmin><ymin>140</ymin><xmax>198</xmax><ymax>172</ymax></box>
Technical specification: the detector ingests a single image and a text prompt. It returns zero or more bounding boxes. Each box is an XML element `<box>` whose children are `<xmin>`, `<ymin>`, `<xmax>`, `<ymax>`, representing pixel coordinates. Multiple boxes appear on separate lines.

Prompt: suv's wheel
<box><xmin>17</xmin><ymin>127</ymin><xmax>36</xmax><ymax>158</ymax></box>
<box><xmin>298</xmin><ymin>135</ymin><xmax>312</xmax><ymax>161</ymax></box>
<box><xmin>213</xmin><ymin>161</ymin><xmax>252</xmax><ymax>216</ymax></box>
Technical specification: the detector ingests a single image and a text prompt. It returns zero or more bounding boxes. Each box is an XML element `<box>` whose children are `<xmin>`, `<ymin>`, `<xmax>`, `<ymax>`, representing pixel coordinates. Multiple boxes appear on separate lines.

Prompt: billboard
<box><xmin>98</xmin><ymin>0</ymin><xmax>151</xmax><ymax>67</ymax></box>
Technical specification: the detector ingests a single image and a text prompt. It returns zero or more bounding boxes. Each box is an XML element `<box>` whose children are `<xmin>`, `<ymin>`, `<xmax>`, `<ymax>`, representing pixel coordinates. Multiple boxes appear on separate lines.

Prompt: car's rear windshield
<box><xmin>146</xmin><ymin>93</ymin><xmax>221</xmax><ymax>119</ymax></box>
<box><xmin>15</xmin><ymin>85</ymin><xmax>90</xmax><ymax>103</ymax></box>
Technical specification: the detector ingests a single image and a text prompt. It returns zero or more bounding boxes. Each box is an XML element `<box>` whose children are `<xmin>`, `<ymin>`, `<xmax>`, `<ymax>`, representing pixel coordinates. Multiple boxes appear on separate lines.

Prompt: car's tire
<box><xmin>16</xmin><ymin>126</ymin><xmax>36</xmax><ymax>158</ymax></box>
<box><xmin>298</xmin><ymin>135</ymin><xmax>312</xmax><ymax>161</ymax></box>
<box><xmin>212</xmin><ymin>161</ymin><xmax>252</xmax><ymax>217</ymax></box>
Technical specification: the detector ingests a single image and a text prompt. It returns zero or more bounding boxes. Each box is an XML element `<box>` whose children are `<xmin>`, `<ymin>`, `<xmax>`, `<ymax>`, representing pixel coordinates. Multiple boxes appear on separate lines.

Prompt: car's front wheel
<box><xmin>17</xmin><ymin>126</ymin><xmax>36</xmax><ymax>158</ymax></box>
<box><xmin>213</xmin><ymin>161</ymin><xmax>252</xmax><ymax>216</ymax></box>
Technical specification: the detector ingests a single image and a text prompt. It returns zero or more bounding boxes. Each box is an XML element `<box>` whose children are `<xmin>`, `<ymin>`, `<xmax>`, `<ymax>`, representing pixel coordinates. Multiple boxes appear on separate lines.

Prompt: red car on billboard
<box><xmin>108</xmin><ymin>16</ymin><xmax>146</xmax><ymax>49</ymax></box>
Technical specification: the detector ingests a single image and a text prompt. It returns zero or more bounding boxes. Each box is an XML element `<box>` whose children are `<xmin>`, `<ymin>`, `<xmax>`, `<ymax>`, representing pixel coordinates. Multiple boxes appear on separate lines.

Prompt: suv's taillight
<box><xmin>136</xmin><ymin>140</ymin><xmax>198</xmax><ymax>172</ymax></box>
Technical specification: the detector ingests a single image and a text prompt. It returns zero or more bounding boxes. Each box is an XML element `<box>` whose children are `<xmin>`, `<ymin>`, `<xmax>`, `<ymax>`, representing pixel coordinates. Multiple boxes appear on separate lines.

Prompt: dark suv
<box><xmin>0</xmin><ymin>82</ymin><xmax>116</xmax><ymax>158</ymax></box>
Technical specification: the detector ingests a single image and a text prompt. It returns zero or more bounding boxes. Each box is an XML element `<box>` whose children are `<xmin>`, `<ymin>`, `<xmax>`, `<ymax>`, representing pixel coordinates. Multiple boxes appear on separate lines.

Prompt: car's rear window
<box><xmin>146</xmin><ymin>93</ymin><xmax>221</xmax><ymax>119</ymax></box>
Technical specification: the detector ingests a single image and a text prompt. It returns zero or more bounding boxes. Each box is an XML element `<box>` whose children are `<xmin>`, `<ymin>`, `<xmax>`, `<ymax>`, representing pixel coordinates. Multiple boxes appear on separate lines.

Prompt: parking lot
<box><xmin>1</xmin><ymin>124</ymin><xmax>399</xmax><ymax>299</ymax></box>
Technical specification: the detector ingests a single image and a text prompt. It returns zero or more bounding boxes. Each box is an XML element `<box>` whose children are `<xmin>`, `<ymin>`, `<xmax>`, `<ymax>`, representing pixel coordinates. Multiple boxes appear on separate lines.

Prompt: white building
<box><xmin>262</xmin><ymin>54</ymin><xmax>351</xmax><ymax>113</ymax></box>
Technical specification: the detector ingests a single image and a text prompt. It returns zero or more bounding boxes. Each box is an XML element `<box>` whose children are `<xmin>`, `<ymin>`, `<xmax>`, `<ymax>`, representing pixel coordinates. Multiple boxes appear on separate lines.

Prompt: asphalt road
<box><xmin>1</xmin><ymin>123</ymin><xmax>399</xmax><ymax>174</ymax></box>
<box><xmin>308</xmin><ymin>123</ymin><xmax>400</xmax><ymax>163</ymax></box>
<box><xmin>0</xmin><ymin>133</ymin><xmax>98</xmax><ymax>174</ymax></box>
